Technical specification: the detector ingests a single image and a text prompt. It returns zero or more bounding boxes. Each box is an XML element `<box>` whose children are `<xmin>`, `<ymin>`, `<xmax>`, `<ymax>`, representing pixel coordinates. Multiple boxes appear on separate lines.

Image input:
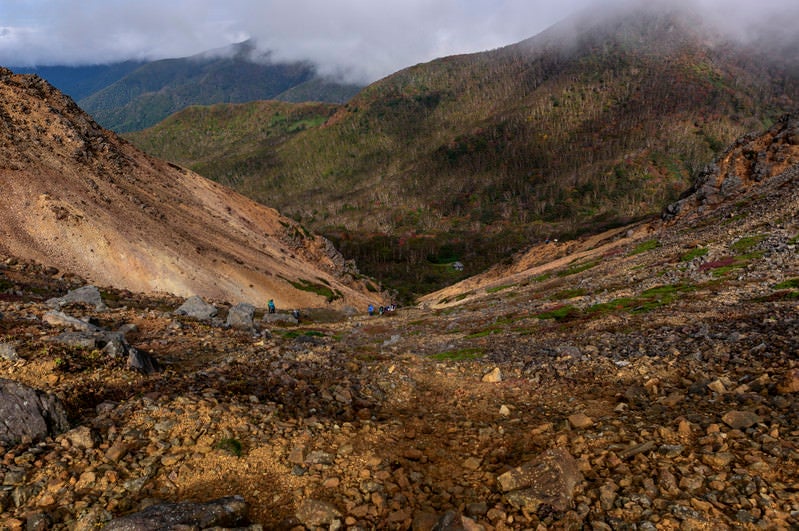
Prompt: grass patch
<box><xmin>588</xmin><ymin>284</ymin><xmax>693</xmax><ymax>315</ymax></box>
<box><xmin>789</xmin><ymin>234</ymin><xmax>799</xmax><ymax>245</ymax></box>
<box><xmin>280</xmin><ymin>329</ymin><xmax>325</xmax><ymax>339</ymax></box>
<box><xmin>557</xmin><ymin>259</ymin><xmax>601</xmax><ymax>277</ymax></box>
<box><xmin>731</xmin><ymin>234</ymin><xmax>765</xmax><ymax>254</ymax></box>
<box><xmin>283</xmin><ymin>277</ymin><xmax>341</xmax><ymax>302</ymax></box>
<box><xmin>680</xmin><ymin>247</ymin><xmax>709</xmax><ymax>262</ymax></box>
<box><xmin>532</xmin><ymin>272</ymin><xmax>553</xmax><ymax>282</ymax></box>
<box><xmin>486</xmin><ymin>284</ymin><xmax>515</xmax><ymax>294</ymax></box>
<box><xmin>774</xmin><ymin>278</ymin><xmax>799</xmax><ymax>290</ymax></box>
<box><xmin>628</xmin><ymin>238</ymin><xmax>660</xmax><ymax>256</ymax></box>
<box><xmin>466</xmin><ymin>327</ymin><xmax>502</xmax><ymax>339</ymax></box>
<box><xmin>431</xmin><ymin>347</ymin><xmax>484</xmax><ymax>361</ymax></box>
<box><xmin>535</xmin><ymin>305</ymin><xmax>580</xmax><ymax>321</ymax></box>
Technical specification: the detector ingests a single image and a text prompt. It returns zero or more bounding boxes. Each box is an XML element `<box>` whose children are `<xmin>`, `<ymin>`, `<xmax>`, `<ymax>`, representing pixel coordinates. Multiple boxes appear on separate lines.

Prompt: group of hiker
<box><xmin>267</xmin><ymin>298</ymin><xmax>397</xmax><ymax>320</ymax></box>
<box><xmin>367</xmin><ymin>303</ymin><xmax>397</xmax><ymax>316</ymax></box>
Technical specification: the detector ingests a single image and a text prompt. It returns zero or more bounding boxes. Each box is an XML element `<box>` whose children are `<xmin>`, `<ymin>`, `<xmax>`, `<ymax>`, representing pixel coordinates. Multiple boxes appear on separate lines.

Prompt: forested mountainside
<box><xmin>14</xmin><ymin>40</ymin><xmax>362</xmax><ymax>133</ymax></box>
<box><xmin>127</xmin><ymin>5</ymin><xmax>799</xmax><ymax>301</ymax></box>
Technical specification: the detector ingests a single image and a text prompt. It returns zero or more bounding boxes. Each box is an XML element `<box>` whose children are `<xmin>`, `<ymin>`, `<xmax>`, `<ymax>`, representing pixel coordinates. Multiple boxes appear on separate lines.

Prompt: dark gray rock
<box><xmin>101</xmin><ymin>334</ymin><xmax>128</xmax><ymax>358</ymax></box>
<box><xmin>432</xmin><ymin>510</ymin><xmax>466</xmax><ymax>530</ymax></box>
<box><xmin>43</xmin><ymin>310</ymin><xmax>100</xmax><ymax>333</ymax></box>
<box><xmin>0</xmin><ymin>378</ymin><xmax>69</xmax><ymax>445</ymax></box>
<box><xmin>226</xmin><ymin>303</ymin><xmax>256</xmax><ymax>331</ymax></box>
<box><xmin>174</xmin><ymin>295</ymin><xmax>217</xmax><ymax>320</ymax></box>
<box><xmin>104</xmin><ymin>495</ymin><xmax>249</xmax><ymax>530</ymax></box>
<box><xmin>127</xmin><ymin>348</ymin><xmax>159</xmax><ymax>375</ymax></box>
<box><xmin>46</xmin><ymin>285</ymin><xmax>106</xmax><ymax>311</ymax></box>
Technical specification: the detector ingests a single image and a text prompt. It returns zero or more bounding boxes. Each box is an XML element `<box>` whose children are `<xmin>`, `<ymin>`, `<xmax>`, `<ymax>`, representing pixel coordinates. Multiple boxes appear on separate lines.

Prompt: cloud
<box><xmin>0</xmin><ymin>0</ymin><xmax>796</xmax><ymax>83</ymax></box>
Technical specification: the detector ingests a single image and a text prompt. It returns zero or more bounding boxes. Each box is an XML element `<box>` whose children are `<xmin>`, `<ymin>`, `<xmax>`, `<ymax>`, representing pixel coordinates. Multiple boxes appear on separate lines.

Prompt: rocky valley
<box><xmin>0</xmin><ymin>111</ymin><xmax>797</xmax><ymax>529</ymax></box>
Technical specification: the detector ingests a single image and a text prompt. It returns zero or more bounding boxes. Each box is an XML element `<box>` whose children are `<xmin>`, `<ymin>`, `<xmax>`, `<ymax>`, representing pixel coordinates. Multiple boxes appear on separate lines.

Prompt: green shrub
<box><xmin>680</xmin><ymin>247</ymin><xmax>708</xmax><ymax>262</ymax></box>
<box><xmin>535</xmin><ymin>305</ymin><xmax>579</xmax><ymax>321</ymax></box>
<box><xmin>215</xmin><ymin>438</ymin><xmax>243</xmax><ymax>457</ymax></box>
<box><xmin>731</xmin><ymin>235</ymin><xmax>765</xmax><ymax>253</ymax></box>
<box><xmin>774</xmin><ymin>278</ymin><xmax>799</xmax><ymax>290</ymax></box>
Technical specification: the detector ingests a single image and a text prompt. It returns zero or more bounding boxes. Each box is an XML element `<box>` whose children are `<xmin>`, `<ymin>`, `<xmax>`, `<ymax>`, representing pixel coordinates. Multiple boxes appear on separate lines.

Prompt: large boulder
<box><xmin>174</xmin><ymin>295</ymin><xmax>218</xmax><ymax>320</ymax></box>
<box><xmin>226</xmin><ymin>303</ymin><xmax>256</xmax><ymax>331</ymax></box>
<box><xmin>0</xmin><ymin>378</ymin><xmax>69</xmax><ymax>445</ymax></box>
<box><xmin>46</xmin><ymin>285</ymin><xmax>107</xmax><ymax>311</ymax></box>
<box><xmin>103</xmin><ymin>496</ymin><xmax>250</xmax><ymax>530</ymax></box>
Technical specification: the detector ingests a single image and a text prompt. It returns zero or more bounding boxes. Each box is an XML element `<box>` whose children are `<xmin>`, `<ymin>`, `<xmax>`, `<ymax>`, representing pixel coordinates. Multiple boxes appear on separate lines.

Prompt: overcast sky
<box><xmin>0</xmin><ymin>0</ymin><xmax>795</xmax><ymax>83</ymax></box>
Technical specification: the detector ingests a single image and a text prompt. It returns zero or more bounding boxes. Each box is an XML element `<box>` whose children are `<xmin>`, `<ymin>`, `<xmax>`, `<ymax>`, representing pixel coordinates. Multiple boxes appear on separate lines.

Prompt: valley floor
<box><xmin>0</xmin><ymin>232</ymin><xmax>797</xmax><ymax>529</ymax></box>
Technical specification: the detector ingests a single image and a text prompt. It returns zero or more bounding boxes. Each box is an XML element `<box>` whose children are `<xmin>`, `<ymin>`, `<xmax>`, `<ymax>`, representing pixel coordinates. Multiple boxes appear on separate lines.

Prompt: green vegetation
<box><xmin>774</xmin><ymin>278</ymin><xmax>799</xmax><ymax>290</ymax></box>
<box><xmin>557</xmin><ymin>259</ymin><xmax>601</xmax><ymax>277</ymax></box>
<box><xmin>282</xmin><ymin>277</ymin><xmax>341</xmax><ymax>303</ymax></box>
<box><xmin>280</xmin><ymin>329</ymin><xmax>325</xmax><ymax>339</ymax></box>
<box><xmin>215</xmin><ymin>438</ymin><xmax>243</xmax><ymax>457</ymax></box>
<box><xmin>466</xmin><ymin>327</ymin><xmax>502</xmax><ymax>339</ymax></box>
<box><xmin>431</xmin><ymin>347</ymin><xmax>484</xmax><ymax>361</ymax></box>
<box><xmin>629</xmin><ymin>239</ymin><xmax>660</xmax><ymax>256</ymax></box>
<box><xmin>486</xmin><ymin>284</ymin><xmax>515</xmax><ymax>294</ymax></box>
<box><xmin>680</xmin><ymin>247</ymin><xmax>709</xmax><ymax>262</ymax></box>
<box><xmin>589</xmin><ymin>284</ymin><xmax>694</xmax><ymax>314</ymax></box>
<box><xmin>731</xmin><ymin>235</ymin><xmax>765</xmax><ymax>254</ymax></box>
<box><xmin>535</xmin><ymin>305</ymin><xmax>580</xmax><ymax>321</ymax></box>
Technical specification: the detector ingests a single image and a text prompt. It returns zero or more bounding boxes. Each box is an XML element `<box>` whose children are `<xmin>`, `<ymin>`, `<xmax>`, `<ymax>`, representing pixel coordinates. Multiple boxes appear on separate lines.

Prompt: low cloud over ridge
<box><xmin>0</xmin><ymin>0</ymin><xmax>796</xmax><ymax>83</ymax></box>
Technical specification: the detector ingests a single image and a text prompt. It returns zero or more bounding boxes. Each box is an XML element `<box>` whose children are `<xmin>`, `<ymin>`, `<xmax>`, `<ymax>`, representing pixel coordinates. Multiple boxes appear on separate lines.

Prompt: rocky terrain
<box><xmin>0</xmin><ymin>115</ymin><xmax>796</xmax><ymax>530</ymax></box>
<box><xmin>0</xmin><ymin>68</ymin><xmax>379</xmax><ymax>310</ymax></box>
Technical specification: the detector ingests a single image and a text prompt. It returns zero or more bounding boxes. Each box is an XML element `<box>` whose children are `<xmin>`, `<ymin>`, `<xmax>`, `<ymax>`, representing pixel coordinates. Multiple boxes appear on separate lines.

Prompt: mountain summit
<box><xmin>0</xmin><ymin>68</ymin><xmax>379</xmax><ymax>308</ymax></box>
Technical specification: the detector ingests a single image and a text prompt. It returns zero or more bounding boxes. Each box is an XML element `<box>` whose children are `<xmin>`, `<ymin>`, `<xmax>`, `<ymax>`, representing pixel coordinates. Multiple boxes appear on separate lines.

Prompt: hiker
<box><xmin>292</xmin><ymin>309</ymin><xmax>300</xmax><ymax>321</ymax></box>
<box><xmin>368</xmin><ymin>304</ymin><xmax>374</xmax><ymax>316</ymax></box>
<box><xmin>267</xmin><ymin>299</ymin><xmax>276</xmax><ymax>314</ymax></box>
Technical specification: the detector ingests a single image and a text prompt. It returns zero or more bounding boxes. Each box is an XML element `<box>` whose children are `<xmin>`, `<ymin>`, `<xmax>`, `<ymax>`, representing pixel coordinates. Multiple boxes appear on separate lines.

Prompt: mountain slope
<box><xmin>127</xmin><ymin>5</ymin><xmax>799</xmax><ymax>300</ymax></box>
<box><xmin>421</xmin><ymin>111</ymin><xmax>799</xmax><ymax>309</ymax></box>
<box><xmin>0</xmin><ymin>68</ymin><xmax>381</xmax><ymax>309</ymax></box>
<box><xmin>16</xmin><ymin>41</ymin><xmax>363</xmax><ymax>133</ymax></box>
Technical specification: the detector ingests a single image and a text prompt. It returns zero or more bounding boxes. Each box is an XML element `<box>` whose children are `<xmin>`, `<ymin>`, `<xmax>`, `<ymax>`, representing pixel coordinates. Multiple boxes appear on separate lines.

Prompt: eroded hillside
<box><xmin>0</xmin><ymin>68</ymin><xmax>381</xmax><ymax>310</ymax></box>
